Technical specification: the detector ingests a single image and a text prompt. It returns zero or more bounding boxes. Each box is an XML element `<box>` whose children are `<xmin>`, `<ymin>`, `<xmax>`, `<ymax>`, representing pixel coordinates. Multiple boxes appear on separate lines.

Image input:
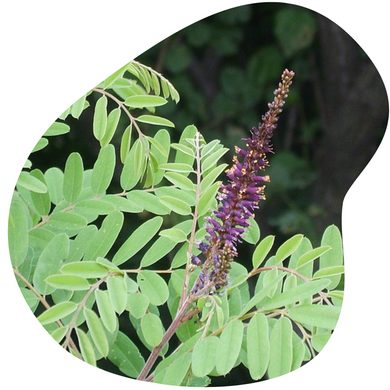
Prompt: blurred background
<box><xmin>28</xmin><ymin>3</ymin><xmax>388</xmax><ymax>385</ymax></box>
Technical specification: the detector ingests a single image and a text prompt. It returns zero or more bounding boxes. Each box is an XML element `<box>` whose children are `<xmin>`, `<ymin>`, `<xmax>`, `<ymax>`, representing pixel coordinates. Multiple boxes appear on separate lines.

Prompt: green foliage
<box><xmin>9</xmin><ymin>57</ymin><xmax>344</xmax><ymax>387</ymax></box>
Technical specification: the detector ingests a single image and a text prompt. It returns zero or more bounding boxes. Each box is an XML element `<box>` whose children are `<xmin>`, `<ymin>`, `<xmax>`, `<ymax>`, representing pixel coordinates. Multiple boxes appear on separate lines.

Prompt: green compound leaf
<box><xmin>61</xmin><ymin>262</ymin><xmax>108</xmax><ymax>278</ymax></box>
<box><xmin>268</xmin><ymin>316</ymin><xmax>293</xmax><ymax>379</ymax></box>
<box><xmin>136</xmin><ymin>114</ymin><xmax>174</xmax><ymax>128</ymax></box>
<box><xmin>247</xmin><ymin>313</ymin><xmax>270</xmax><ymax>380</ymax></box>
<box><xmin>63</xmin><ymin>152</ymin><xmax>84</xmax><ymax>204</ymax></box>
<box><xmin>45</xmin><ymin>274</ymin><xmax>90</xmax><ymax>291</ymax></box>
<box><xmin>37</xmin><ymin>301</ymin><xmax>77</xmax><ymax>325</ymax></box>
<box><xmin>124</xmin><ymin>94</ymin><xmax>168</xmax><ymax>108</ymax></box>
<box><xmin>84</xmin><ymin>308</ymin><xmax>109</xmax><ymax>357</ymax></box>
<box><xmin>159</xmin><ymin>196</ymin><xmax>192</xmax><ymax>216</ymax></box>
<box><xmin>215</xmin><ymin>320</ymin><xmax>244</xmax><ymax>375</ymax></box>
<box><xmin>141</xmin><ymin>313</ymin><xmax>164</xmax><ymax>347</ymax></box>
<box><xmin>192</xmin><ymin>336</ymin><xmax>219</xmax><ymax>377</ymax></box>
<box><xmin>17</xmin><ymin>171</ymin><xmax>48</xmax><ymax>193</ymax></box>
<box><xmin>8</xmin><ymin>198</ymin><xmax>29</xmax><ymax>267</ymax></box>
<box><xmin>137</xmin><ymin>270</ymin><xmax>169</xmax><ymax>306</ymax></box>
<box><xmin>113</xmin><ymin>216</ymin><xmax>163</xmax><ymax>266</ymax></box>
<box><xmin>95</xmin><ymin>290</ymin><xmax>117</xmax><ymax>333</ymax></box>
<box><xmin>288</xmin><ymin>304</ymin><xmax>341</xmax><ymax>330</ymax></box>
<box><xmin>252</xmin><ymin>235</ymin><xmax>275</xmax><ymax>269</ymax></box>
<box><xmin>91</xmin><ymin>144</ymin><xmax>116</xmax><ymax>196</ymax></box>
<box><xmin>275</xmin><ymin>234</ymin><xmax>304</xmax><ymax>265</ymax></box>
<box><xmin>84</xmin><ymin>210</ymin><xmax>123</xmax><ymax>261</ymax></box>
<box><xmin>93</xmin><ymin>95</ymin><xmax>108</xmax><ymax>141</ymax></box>
<box><xmin>76</xmin><ymin>328</ymin><xmax>96</xmax><ymax>366</ymax></box>
<box><xmin>108</xmin><ymin>331</ymin><xmax>145</xmax><ymax>378</ymax></box>
<box><xmin>262</xmin><ymin>279</ymin><xmax>331</xmax><ymax>310</ymax></box>
<box><xmin>107</xmin><ymin>275</ymin><xmax>127</xmax><ymax>315</ymax></box>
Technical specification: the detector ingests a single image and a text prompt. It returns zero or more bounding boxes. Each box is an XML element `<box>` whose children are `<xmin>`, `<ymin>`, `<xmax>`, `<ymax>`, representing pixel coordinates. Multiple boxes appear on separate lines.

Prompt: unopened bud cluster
<box><xmin>191</xmin><ymin>69</ymin><xmax>295</xmax><ymax>295</ymax></box>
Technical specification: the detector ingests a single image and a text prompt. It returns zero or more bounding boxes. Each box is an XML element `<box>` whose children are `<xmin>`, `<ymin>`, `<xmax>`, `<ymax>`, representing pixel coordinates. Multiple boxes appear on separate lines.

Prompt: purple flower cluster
<box><xmin>191</xmin><ymin>69</ymin><xmax>295</xmax><ymax>295</ymax></box>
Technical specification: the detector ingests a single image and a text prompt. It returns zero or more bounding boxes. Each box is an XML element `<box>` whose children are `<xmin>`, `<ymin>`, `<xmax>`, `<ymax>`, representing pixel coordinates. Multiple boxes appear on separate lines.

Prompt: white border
<box><xmin>1</xmin><ymin>1</ymin><xmax>388</xmax><ymax>389</ymax></box>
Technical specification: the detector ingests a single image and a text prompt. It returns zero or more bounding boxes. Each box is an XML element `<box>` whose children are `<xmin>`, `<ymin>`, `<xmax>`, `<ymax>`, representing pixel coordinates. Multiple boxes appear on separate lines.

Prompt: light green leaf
<box><xmin>141</xmin><ymin>313</ymin><xmax>164</xmax><ymax>347</ymax></box>
<box><xmin>44</xmin><ymin>121</ymin><xmax>70</xmax><ymax>136</ymax></box>
<box><xmin>30</xmin><ymin>169</ymin><xmax>51</xmax><ymax>215</ymax></box>
<box><xmin>37</xmin><ymin>301</ymin><xmax>77</xmax><ymax>325</ymax></box>
<box><xmin>252</xmin><ymin>235</ymin><xmax>275</xmax><ymax>269</ymax></box>
<box><xmin>44</xmin><ymin>167</ymin><xmax>64</xmax><ymax>205</ymax></box>
<box><xmin>296</xmin><ymin>246</ymin><xmax>332</xmax><ymax>269</ymax></box>
<box><xmin>164</xmin><ymin>172</ymin><xmax>194</xmax><ymax>191</ymax></box>
<box><xmin>50</xmin><ymin>326</ymin><xmax>68</xmax><ymax>343</ymax></box>
<box><xmin>120</xmin><ymin>140</ymin><xmax>147</xmax><ymax>191</ymax></box>
<box><xmin>47</xmin><ymin>212</ymin><xmax>88</xmax><ymax>233</ymax></box>
<box><xmin>159</xmin><ymin>228</ymin><xmax>188</xmax><ymax>243</ymax></box>
<box><xmin>268</xmin><ymin>317</ymin><xmax>293</xmax><ymax>379</ymax></box>
<box><xmin>113</xmin><ymin>216</ymin><xmax>163</xmax><ymax>266</ymax></box>
<box><xmin>84</xmin><ymin>211</ymin><xmax>124</xmax><ymax>261</ymax></box>
<box><xmin>275</xmin><ymin>234</ymin><xmax>304</xmax><ymax>265</ymax></box>
<box><xmin>84</xmin><ymin>308</ymin><xmax>109</xmax><ymax>357</ymax></box>
<box><xmin>102</xmin><ymin>194</ymin><xmax>143</xmax><ymax>213</ymax></box>
<box><xmin>242</xmin><ymin>217</ymin><xmax>260</xmax><ymax>244</ymax></box>
<box><xmin>313</xmin><ymin>266</ymin><xmax>345</xmax><ymax>280</ymax></box>
<box><xmin>70</xmin><ymin>94</ymin><xmax>87</xmax><ymax>119</ymax></box>
<box><xmin>95</xmin><ymin>290</ymin><xmax>117</xmax><ymax>333</ymax></box>
<box><xmin>159</xmin><ymin>196</ymin><xmax>192</xmax><ymax>215</ymax></box>
<box><xmin>120</xmin><ymin>124</ymin><xmax>132</xmax><ymax>164</ymax></box>
<box><xmin>311</xmin><ymin>332</ymin><xmax>332</xmax><ymax>352</ymax></box>
<box><xmin>8</xmin><ymin>199</ymin><xmax>29</xmax><ymax>267</ymax></box>
<box><xmin>262</xmin><ymin>279</ymin><xmax>331</xmax><ymax>310</ymax></box>
<box><xmin>137</xmin><ymin>270</ymin><xmax>169</xmax><ymax>306</ymax></box>
<box><xmin>91</xmin><ymin>144</ymin><xmax>116</xmax><ymax>195</ymax></box>
<box><xmin>170</xmin><ymin>143</ymin><xmax>195</xmax><ymax>157</ymax></box>
<box><xmin>136</xmin><ymin>114</ymin><xmax>174</xmax><ymax>127</ymax></box>
<box><xmin>63</xmin><ymin>152</ymin><xmax>84</xmax><ymax>204</ymax></box>
<box><xmin>124</xmin><ymin>95</ymin><xmax>168</xmax><ymax>108</ymax></box>
<box><xmin>126</xmin><ymin>190</ymin><xmax>169</xmax><ymax>215</ymax></box>
<box><xmin>74</xmin><ymin>199</ymin><xmax>116</xmax><ymax>216</ymax></box>
<box><xmin>107</xmin><ymin>275</ymin><xmax>127</xmax><ymax>315</ymax></box>
<box><xmin>215</xmin><ymin>320</ymin><xmax>244</xmax><ymax>375</ymax></box>
<box><xmin>247</xmin><ymin>313</ymin><xmax>269</xmax><ymax>380</ymax></box>
<box><xmin>32</xmin><ymin>137</ymin><xmax>49</xmax><ymax>153</ymax></box>
<box><xmin>192</xmin><ymin>336</ymin><xmax>219</xmax><ymax>377</ymax></box>
<box><xmin>159</xmin><ymin>163</ymin><xmax>194</xmax><ymax>173</ymax></box>
<box><xmin>17</xmin><ymin>171</ymin><xmax>47</xmax><ymax>193</ymax></box>
<box><xmin>288</xmin><ymin>304</ymin><xmax>341</xmax><ymax>330</ymax></box>
<box><xmin>108</xmin><ymin>331</ymin><xmax>145</xmax><ymax>378</ymax></box>
<box><xmin>320</xmin><ymin>225</ymin><xmax>344</xmax><ymax>289</ymax></box>
<box><xmin>157</xmin><ymin>353</ymin><xmax>192</xmax><ymax>385</ymax></box>
<box><xmin>101</xmin><ymin>107</ymin><xmax>121</xmax><ymax>147</ymax></box>
<box><xmin>45</xmin><ymin>274</ymin><xmax>90</xmax><ymax>291</ymax></box>
<box><xmin>174</xmin><ymin>125</ymin><xmax>197</xmax><ymax>167</ymax></box>
<box><xmin>127</xmin><ymin>293</ymin><xmax>149</xmax><ymax>319</ymax></box>
<box><xmin>93</xmin><ymin>95</ymin><xmax>108</xmax><ymax>141</ymax></box>
<box><xmin>197</xmin><ymin>182</ymin><xmax>220</xmax><ymax>216</ymax></box>
<box><xmin>200</xmin><ymin>163</ymin><xmax>228</xmax><ymax>191</ymax></box>
<box><xmin>201</xmin><ymin>147</ymin><xmax>229</xmax><ymax>172</ymax></box>
<box><xmin>33</xmin><ymin>233</ymin><xmax>70</xmax><ymax>295</ymax></box>
<box><xmin>61</xmin><ymin>262</ymin><xmax>108</xmax><ymax>279</ymax></box>
<box><xmin>76</xmin><ymin>328</ymin><xmax>96</xmax><ymax>366</ymax></box>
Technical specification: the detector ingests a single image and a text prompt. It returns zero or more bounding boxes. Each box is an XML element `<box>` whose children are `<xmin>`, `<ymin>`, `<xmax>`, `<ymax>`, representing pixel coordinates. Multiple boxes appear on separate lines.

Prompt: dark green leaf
<box><xmin>113</xmin><ymin>216</ymin><xmax>163</xmax><ymax>266</ymax></box>
<box><xmin>63</xmin><ymin>152</ymin><xmax>84</xmax><ymax>204</ymax></box>
<box><xmin>37</xmin><ymin>301</ymin><xmax>77</xmax><ymax>325</ymax></box>
<box><xmin>93</xmin><ymin>95</ymin><xmax>108</xmax><ymax>141</ymax></box>
<box><xmin>91</xmin><ymin>144</ymin><xmax>116</xmax><ymax>195</ymax></box>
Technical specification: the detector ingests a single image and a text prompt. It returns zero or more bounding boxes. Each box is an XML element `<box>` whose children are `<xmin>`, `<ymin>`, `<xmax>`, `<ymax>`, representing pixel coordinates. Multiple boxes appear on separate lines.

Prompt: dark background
<box><xmin>29</xmin><ymin>2</ymin><xmax>388</xmax><ymax>385</ymax></box>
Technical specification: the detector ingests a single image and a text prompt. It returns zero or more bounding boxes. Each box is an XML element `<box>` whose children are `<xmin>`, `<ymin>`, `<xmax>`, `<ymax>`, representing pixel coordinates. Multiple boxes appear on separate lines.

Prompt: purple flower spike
<box><xmin>192</xmin><ymin>69</ymin><xmax>295</xmax><ymax>295</ymax></box>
